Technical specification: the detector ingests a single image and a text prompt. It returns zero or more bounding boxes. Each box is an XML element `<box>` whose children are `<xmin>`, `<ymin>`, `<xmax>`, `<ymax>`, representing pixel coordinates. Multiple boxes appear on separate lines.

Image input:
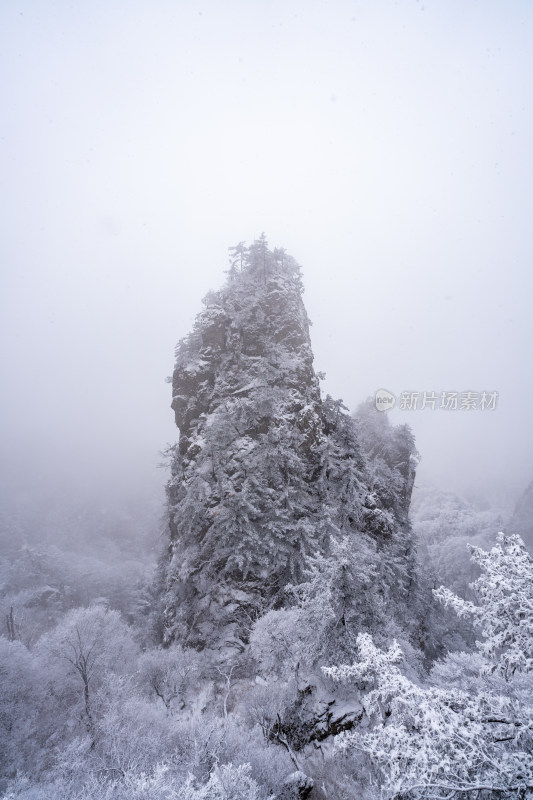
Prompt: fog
<box><xmin>1</xmin><ymin>0</ymin><xmax>532</xmax><ymax>529</ymax></box>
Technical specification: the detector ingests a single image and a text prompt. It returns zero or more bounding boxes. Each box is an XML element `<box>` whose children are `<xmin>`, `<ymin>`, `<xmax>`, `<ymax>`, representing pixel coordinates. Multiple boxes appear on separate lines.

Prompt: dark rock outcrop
<box><xmin>159</xmin><ymin>238</ymin><xmax>419</xmax><ymax>651</ymax></box>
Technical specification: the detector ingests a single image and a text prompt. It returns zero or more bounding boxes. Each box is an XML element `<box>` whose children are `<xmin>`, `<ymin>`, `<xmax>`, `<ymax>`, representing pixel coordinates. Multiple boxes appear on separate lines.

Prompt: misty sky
<box><xmin>1</xmin><ymin>0</ymin><xmax>532</xmax><ymax>517</ymax></box>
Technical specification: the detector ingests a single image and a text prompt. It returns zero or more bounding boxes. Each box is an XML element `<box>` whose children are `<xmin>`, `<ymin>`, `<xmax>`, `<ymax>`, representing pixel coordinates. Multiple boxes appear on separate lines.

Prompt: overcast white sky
<box><xmin>1</xmin><ymin>0</ymin><xmax>532</xmax><ymax>515</ymax></box>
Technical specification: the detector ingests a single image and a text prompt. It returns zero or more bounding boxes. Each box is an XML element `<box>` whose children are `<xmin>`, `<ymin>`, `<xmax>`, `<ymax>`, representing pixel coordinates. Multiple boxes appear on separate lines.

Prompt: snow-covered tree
<box><xmin>325</xmin><ymin>633</ymin><xmax>533</xmax><ymax>799</ymax></box>
<box><xmin>249</xmin><ymin>537</ymin><xmax>382</xmax><ymax>679</ymax></box>
<box><xmin>324</xmin><ymin>535</ymin><xmax>533</xmax><ymax>799</ymax></box>
<box><xmin>137</xmin><ymin>644</ymin><xmax>200</xmax><ymax>716</ymax></box>
<box><xmin>435</xmin><ymin>533</ymin><xmax>533</xmax><ymax>679</ymax></box>
<box><xmin>38</xmin><ymin>605</ymin><xmax>137</xmax><ymax>741</ymax></box>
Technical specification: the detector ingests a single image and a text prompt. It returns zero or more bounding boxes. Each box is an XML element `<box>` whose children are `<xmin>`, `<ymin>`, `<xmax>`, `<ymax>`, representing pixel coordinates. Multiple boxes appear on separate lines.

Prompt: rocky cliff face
<box><xmin>354</xmin><ymin>400</ymin><xmax>420</xmax><ymax>619</ymax></box>
<box><xmin>162</xmin><ymin>239</ymin><xmax>327</xmax><ymax>649</ymax></box>
<box><xmin>159</xmin><ymin>238</ymin><xmax>418</xmax><ymax>652</ymax></box>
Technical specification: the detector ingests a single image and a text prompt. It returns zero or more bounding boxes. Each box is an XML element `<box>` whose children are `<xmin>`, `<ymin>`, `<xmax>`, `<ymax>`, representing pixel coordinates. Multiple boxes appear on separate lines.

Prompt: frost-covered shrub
<box><xmin>136</xmin><ymin>644</ymin><xmax>201</xmax><ymax>715</ymax></box>
<box><xmin>217</xmin><ymin>714</ymin><xmax>293</xmax><ymax>795</ymax></box>
<box><xmin>249</xmin><ymin>609</ymin><xmax>303</xmax><ymax>678</ymax></box>
<box><xmin>3</xmin><ymin>763</ymin><xmax>268</xmax><ymax>800</ymax></box>
<box><xmin>176</xmin><ymin>763</ymin><xmax>267</xmax><ymax>800</ymax></box>
<box><xmin>91</xmin><ymin>677</ymin><xmax>183</xmax><ymax>776</ymax></box>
